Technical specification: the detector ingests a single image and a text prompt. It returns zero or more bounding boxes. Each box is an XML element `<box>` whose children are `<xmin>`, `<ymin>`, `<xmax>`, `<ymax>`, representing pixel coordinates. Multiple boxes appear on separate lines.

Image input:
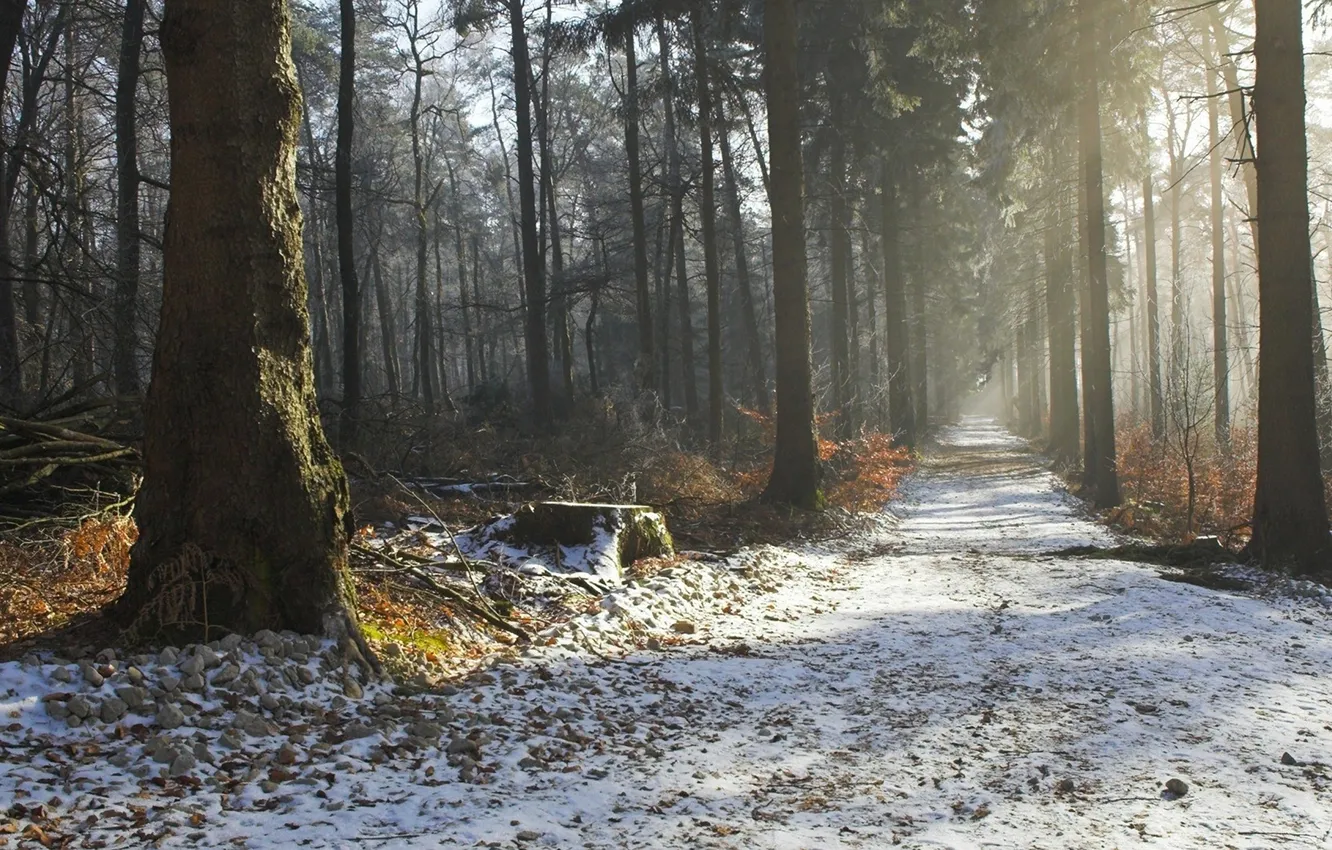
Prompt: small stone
<box><xmin>67</xmin><ymin>695</ymin><xmax>93</xmax><ymax>719</ymax></box>
<box><xmin>159</xmin><ymin>674</ymin><xmax>181</xmax><ymax>693</ymax></box>
<box><xmin>212</xmin><ymin>664</ymin><xmax>241</xmax><ymax>686</ymax></box>
<box><xmin>260</xmin><ymin>692</ymin><xmax>280</xmax><ymax>712</ymax></box>
<box><xmin>51</xmin><ymin>667</ymin><xmax>74</xmax><ymax>684</ymax></box>
<box><xmin>343</xmin><ymin>677</ymin><xmax>363</xmax><ymax>700</ymax></box>
<box><xmin>343</xmin><ymin>722</ymin><xmax>377</xmax><ymax>740</ymax></box>
<box><xmin>219</xmin><ymin>730</ymin><xmax>244</xmax><ymax>750</ymax></box>
<box><xmin>157</xmin><ymin>703</ymin><xmax>186</xmax><ymax>730</ymax></box>
<box><xmin>44</xmin><ymin>700</ymin><xmax>70</xmax><ymax>720</ymax></box>
<box><xmin>159</xmin><ymin>647</ymin><xmax>179</xmax><ymax>665</ymax></box>
<box><xmin>194</xmin><ymin>645</ymin><xmax>221</xmax><ymax>670</ymax></box>
<box><xmin>219</xmin><ymin>633</ymin><xmax>244</xmax><ymax>652</ymax></box>
<box><xmin>1281</xmin><ymin>752</ymin><xmax>1300</xmax><ymax>766</ymax></box>
<box><xmin>97</xmin><ymin>648</ymin><xmax>117</xmax><ymax>663</ymax></box>
<box><xmin>516</xmin><ymin>831</ymin><xmax>540</xmax><ymax>842</ymax></box>
<box><xmin>193</xmin><ymin>741</ymin><xmax>216</xmax><ymax>764</ymax></box>
<box><xmin>178</xmin><ymin>655</ymin><xmax>204</xmax><ymax>677</ymax></box>
<box><xmin>255</xmin><ymin>629</ymin><xmax>280</xmax><ymax>648</ymax></box>
<box><xmin>169</xmin><ymin>751</ymin><xmax>197</xmax><ymax>777</ymax></box>
<box><xmin>1165</xmin><ymin>778</ymin><xmax>1189</xmax><ymax>797</ymax></box>
<box><xmin>100</xmin><ymin>697</ymin><xmax>129</xmax><ymax>724</ymax></box>
<box><xmin>182</xmin><ymin>673</ymin><xmax>206</xmax><ymax>692</ymax></box>
<box><xmin>126</xmin><ymin>666</ymin><xmax>145</xmax><ymax>685</ymax></box>
<box><xmin>1133</xmin><ymin>703</ymin><xmax>1158</xmax><ymax>715</ymax></box>
<box><xmin>296</xmin><ymin>667</ymin><xmax>315</xmax><ymax>686</ymax></box>
<box><xmin>277</xmin><ymin>743</ymin><xmax>300</xmax><ymax>765</ymax></box>
<box><xmin>115</xmin><ymin>685</ymin><xmax>146</xmax><ymax>709</ymax></box>
<box><xmin>66</xmin><ymin>715</ymin><xmax>83</xmax><ymax>728</ymax></box>
<box><xmin>1055</xmin><ymin>778</ymin><xmax>1075</xmax><ymax>794</ymax></box>
<box><xmin>81</xmin><ymin>664</ymin><xmax>105</xmax><ymax>688</ymax></box>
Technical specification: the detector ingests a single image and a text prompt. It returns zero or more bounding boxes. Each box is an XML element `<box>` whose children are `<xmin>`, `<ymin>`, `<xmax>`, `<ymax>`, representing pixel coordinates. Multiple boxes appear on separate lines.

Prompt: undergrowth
<box><xmin>0</xmin><ymin>396</ymin><xmax>914</xmax><ymax>658</ymax></box>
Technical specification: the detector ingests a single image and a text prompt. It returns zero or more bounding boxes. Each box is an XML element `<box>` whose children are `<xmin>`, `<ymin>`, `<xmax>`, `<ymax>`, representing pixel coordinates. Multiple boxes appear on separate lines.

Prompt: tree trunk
<box><xmin>1208</xmin><ymin>47</ymin><xmax>1229</xmax><ymax>448</ymax></box>
<box><xmin>907</xmin><ymin>181</ymin><xmax>928</xmax><ymax>432</ymax></box>
<box><xmin>692</xmin><ymin>14</ymin><xmax>723</xmax><ymax>446</ymax></box>
<box><xmin>828</xmin><ymin>112</ymin><xmax>852</xmax><ymax>439</ymax></box>
<box><xmin>657</xmin><ymin>14</ymin><xmax>698</xmax><ymax>423</ymax></box>
<box><xmin>1248</xmin><ymin>0</ymin><xmax>1331</xmax><ymax>573</ymax></box>
<box><xmin>624</xmin><ymin>19</ymin><xmax>654</xmax><ymax>395</ymax></box>
<box><xmin>718</xmin><ymin>96</ymin><xmax>769</xmax><ymax>413</ymax></box>
<box><xmin>510</xmin><ymin>0</ymin><xmax>550</xmax><ymax>421</ymax></box>
<box><xmin>409</xmin><ymin>39</ymin><xmax>436</xmax><ymax>414</ymax></box>
<box><xmin>881</xmin><ymin>172</ymin><xmax>915</xmax><ymax>449</ymax></box>
<box><xmin>112</xmin><ymin>0</ymin><xmax>143</xmax><ymax>396</ymax></box>
<box><xmin>760</xmin><ymin>0</ymin><xmax>820</xmax><ymax>509</ymax></box>
<box><xmin>371</xmin><ymin>238</ymin><xmax>401</xmax><ymax>399</ymax></box>
<box><xmin>336</xmin><ymin>0</ymin><xmax>360</xmax><ymax>447</ymax></box>
<box><xmin>1078</xmin><ymin>0</ymin><xmax>1119</xmax><ymax>508</ymax></box>
<box><xmin>1142</xmin><ymin>173</ymin><xmax>1164</xmax><ymax>439</ymax></box>
<box><xmin>1163</xmin><ymin>85</ymin><xmax>1184</xmax><ymax>376</ymax></box>
<box><xmin>0</xmin><ymin>0</ymin><xmax>27</xmax><ymax>403</ymax></box>
<box><xmin>120</xmin><ymin>0</ymin><xmax>362</xmax><ymax>643</ymax></box>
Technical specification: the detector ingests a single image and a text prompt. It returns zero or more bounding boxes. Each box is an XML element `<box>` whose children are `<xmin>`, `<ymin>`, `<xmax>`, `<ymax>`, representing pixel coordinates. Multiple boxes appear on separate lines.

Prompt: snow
<box><xmin>3</xmin><ymin>416</ymin><xmax>1332</xmax><ymax>848</ymax></box>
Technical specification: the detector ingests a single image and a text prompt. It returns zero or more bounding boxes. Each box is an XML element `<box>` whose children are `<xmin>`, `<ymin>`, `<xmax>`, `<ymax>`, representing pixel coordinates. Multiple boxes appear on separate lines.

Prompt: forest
<box><xmin>1</xmin><ymin>0</ymin><xmax>1332</xmax><ymax>846</ymax></box>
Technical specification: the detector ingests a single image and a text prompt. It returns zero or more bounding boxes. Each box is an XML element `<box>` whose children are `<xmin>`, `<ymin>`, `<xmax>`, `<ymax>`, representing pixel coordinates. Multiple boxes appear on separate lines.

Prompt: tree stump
<box><xmin>494</xmin><ymin>502</ymin><xmax>673</xmax><ymax>581</ymax></box>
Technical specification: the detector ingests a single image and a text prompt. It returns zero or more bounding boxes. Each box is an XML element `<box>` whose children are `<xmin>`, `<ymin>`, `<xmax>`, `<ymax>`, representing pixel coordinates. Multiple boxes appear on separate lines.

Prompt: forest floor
<box><xmin>3</xmin><ymin>417</ymin><xmax>1332</xmax><ymax>848</ymax></box>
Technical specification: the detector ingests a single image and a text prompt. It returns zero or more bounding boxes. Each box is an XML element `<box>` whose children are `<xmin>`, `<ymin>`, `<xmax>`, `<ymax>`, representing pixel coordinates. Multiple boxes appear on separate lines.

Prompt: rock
<box><xmin>1165</xmin><ymin>778</ymin><xmax>1189</xmax><ymax>797</ymax></box>
<box><xmin>159</xmin><ymin>674</ymin><xmax>181</xmax><ymax>693</ymax></box>
<box><xmin>115</xmin><ymin>686</ymin><xmax>148</xmax><ymax>710</ymax></box>
<box><xmin>182</xmin><ymin>673</ymin><xmax>206</xmax><ymax>692</ymax></box>
<box><xmin>159</xmin><ymin>647</ymin><xmax>179</xmax><ymax>665</ymax></box>
<box><xmin>255</xmin><ymin>629</ymin><xmax>281</xmax><ymax>649</ymax></box>
<box><xmin>157</xmin><ymin>703</ymin><xmax>186</xmax><ymax>730</ymax></box>
<box><xmin>193</xmin><ymin>741</ymin><xmax>216</xmax><ymax>764</ymax></box>
<box><xmin>408</xmin><ymin>721</ymin><xmax>443</xmax><ymax>741</ymax></box>
<box><xmin>260</xmin><ymin>693</ymin><xmax>280</xmax><ymax>712</ymax></box>
<box><xmin>1281</xmin><ymin>752</ymin><xmax>1300</xmax><ymax>766</ymax></box>
<box><xmin>100</xmin><ymin>697</ymin><xmax>129</xmax><ymax>724</ymax></box>
<box><xmin>343</xmin><ymin>677</ymin><xmax>363</xmax><ymax>700</ymax></box>
<box><xmin>1055</xmin><ymin>778</ymin><xmax>1075</xmax><ymax>794</ymax></box>
<box><xmin>178</xmin><ymin>655</ymin><xmax>204</xmax><ymax>677</ymax></box>
<box><xmin>672</xmin><ymin>621</ymin><xmax>696</xmax><ymax>635</ymax></box>
<box><xmin>219</xmin><ymin>730</ymin><xmax>244</xmax><ymax>750</ymax></box>
<box><xmin>97</xmin><ymin>648</ymin><xmax>117</xmax><ymax>663</ymax></box>
<box><xmin>44</xmin><ymin>700</ymin><xmax>70</xmax><ymax>720</ymax></box>
<box><xmin>168</xmin><ymin>751</ymin><xmax>197</xmax><ymax>777</ymax></box>
<box><xmin>212</xmin><ymin>664</ymin><xmax>241</xmax><ymax>686</ymax></box>
<box><xmin>67</xmin><ymin>695</ymin><xmax>93</xmax><ymax>719</ymax></box>
<box><xmin>51</xmin><ymin>667</ymin><xmax>74</xmax><ymax>684</ymax></box>
<box><xmin>447</xmin><ymin>734</ymin><xmax>481</xmax><ymax>759</ymax></box>
<box><xmin>194</xmin><ymin>645</ymin><xmax>221</xmax><ymax>670</ymax></box>
<box><xmin>80</xmin><ymin>664</ymin><xmax>105</xmax><ymax>687</ymax></box>
<box><xmin>342</xmin><ymin>722</ymin><xmax>377</xmax><ymax>740</ymax></box>
<box><xmin>296</xmin><ymin>667</ymin><xmax>315</xmax><ymax>686</ymax></box>
<box><xmin>277</xmin><ymin>743</ymin><xmax>300</xmax><ymax>765</ymax></box>
<box><xmin>516</xmin><ymin>831</ymin><xmax>540</xmax><ymax>842</ymax></box>
<box><xmin>126</xmin><ymin>666</ymin><xmax>145</xmax><ymax>685</ymax></box>
<box><xmin>219</xmin><ymin>633</ymin><xmax>244</xmax><ymax>652</ymax></box>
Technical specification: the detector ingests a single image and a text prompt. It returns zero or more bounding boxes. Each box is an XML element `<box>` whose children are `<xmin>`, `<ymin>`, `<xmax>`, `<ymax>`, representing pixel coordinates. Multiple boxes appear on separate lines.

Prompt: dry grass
<box><xmin>0</xmin><ymin>397</ymin><xmax>915</xmax><ymax>658</ymax></box>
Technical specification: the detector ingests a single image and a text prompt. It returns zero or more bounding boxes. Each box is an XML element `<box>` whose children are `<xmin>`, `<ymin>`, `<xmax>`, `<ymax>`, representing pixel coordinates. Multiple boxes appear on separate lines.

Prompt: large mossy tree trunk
<box><xmin>1248</xmin><ymin>0</ymin><xmax>1331</xmax><ymax>574</ymax></box>
<box><xmin>761</xmin><ymin>0</ymin><xmax>821</xmax><ymax>510</ymax></box>
<box><xmin>118</xmin><ymin>0</ymin><xmax>361</xmax><ymax>642</ymax></box>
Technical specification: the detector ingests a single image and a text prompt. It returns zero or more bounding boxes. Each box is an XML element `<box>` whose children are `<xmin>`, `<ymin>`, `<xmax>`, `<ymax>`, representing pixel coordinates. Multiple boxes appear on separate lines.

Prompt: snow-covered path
<box><xmin>5</xmin><ymin>417</ymin><xmax>1332</xmax><ymax>848</ymax></box>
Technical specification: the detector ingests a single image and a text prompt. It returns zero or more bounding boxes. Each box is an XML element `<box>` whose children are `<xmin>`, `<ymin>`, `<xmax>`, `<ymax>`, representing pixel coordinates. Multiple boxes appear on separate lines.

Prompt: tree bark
<box><xmin>0</xmin><ymin>0</ymin><xmax>28</xmax><ymax>403</ymax></box>
<box><xmin>657</xmin><ymin>14</ymin><xmax>698</xmax><ymax>423</ymax></box>
<box><xmin>718</xmin><ymin>95</ymin><xmax>769</xmax><ymax>413</ymax></box>
<box><xmin>510</xmin><ymin>0</ymin><xmax>551</xmax><ymax>422</ymax></box>
<box><xmin>881</xmin><ymin>172</ymin><xmax>915</xmax><ymax>449</ymax></box>
<box><xmin>1248</xmin><ymin>0</ymin><xmax>1331</xmax><ymax>573</ymax></box>
<box><xmin>336</xmin><ymin>0</ymin><xmax>360</xmax><ymax>447</ymax></box>
<box><xmin>828</xmin><ymin>113</ymin><xmax>852</xmax><ymax>439</ymax></box>
<box><xmin>1078</xmin><ymin>1</ymin><xmax>1118</xmax><ymax>508</ymax></box>
<box><xmin>120</xmin><ymin>0</ymin><xmax>361</xmax><ymax>642</ymax></box>
<box><xmin>761</xmin><ymin>0</ymin><xmax>820</xmax><ymax>509</ymax></box>
<box><xmin>692</xmin><ymin>14</ymin><xmax>724</xmax><ymax>447</ymax></box>
<box><xmin>1142</xmin><ymin>173</ymin><xmax>1164</xmax><ymax>439</ymax></box>
<box><xmin>112</xmin><ymin>0</ymin><xmax>143</xmax><ymax>396</ymax></box>
<box><xmin>624</xmin><ymin>18</ymin><xmax>654</xmax><ymax>395</ymax></box>
<box><xmin>1208</xmin><ymin>45</ymin><xmax>1229</xmax><ymax>448</ymax></box>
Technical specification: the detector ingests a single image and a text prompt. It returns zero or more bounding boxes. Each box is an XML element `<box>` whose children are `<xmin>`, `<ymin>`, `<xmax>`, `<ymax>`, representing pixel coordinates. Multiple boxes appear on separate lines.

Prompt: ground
<box><xmin>2</xmin><ymin>417</ymin><xmax>1331</xmax><ymax>848</ymax></box>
